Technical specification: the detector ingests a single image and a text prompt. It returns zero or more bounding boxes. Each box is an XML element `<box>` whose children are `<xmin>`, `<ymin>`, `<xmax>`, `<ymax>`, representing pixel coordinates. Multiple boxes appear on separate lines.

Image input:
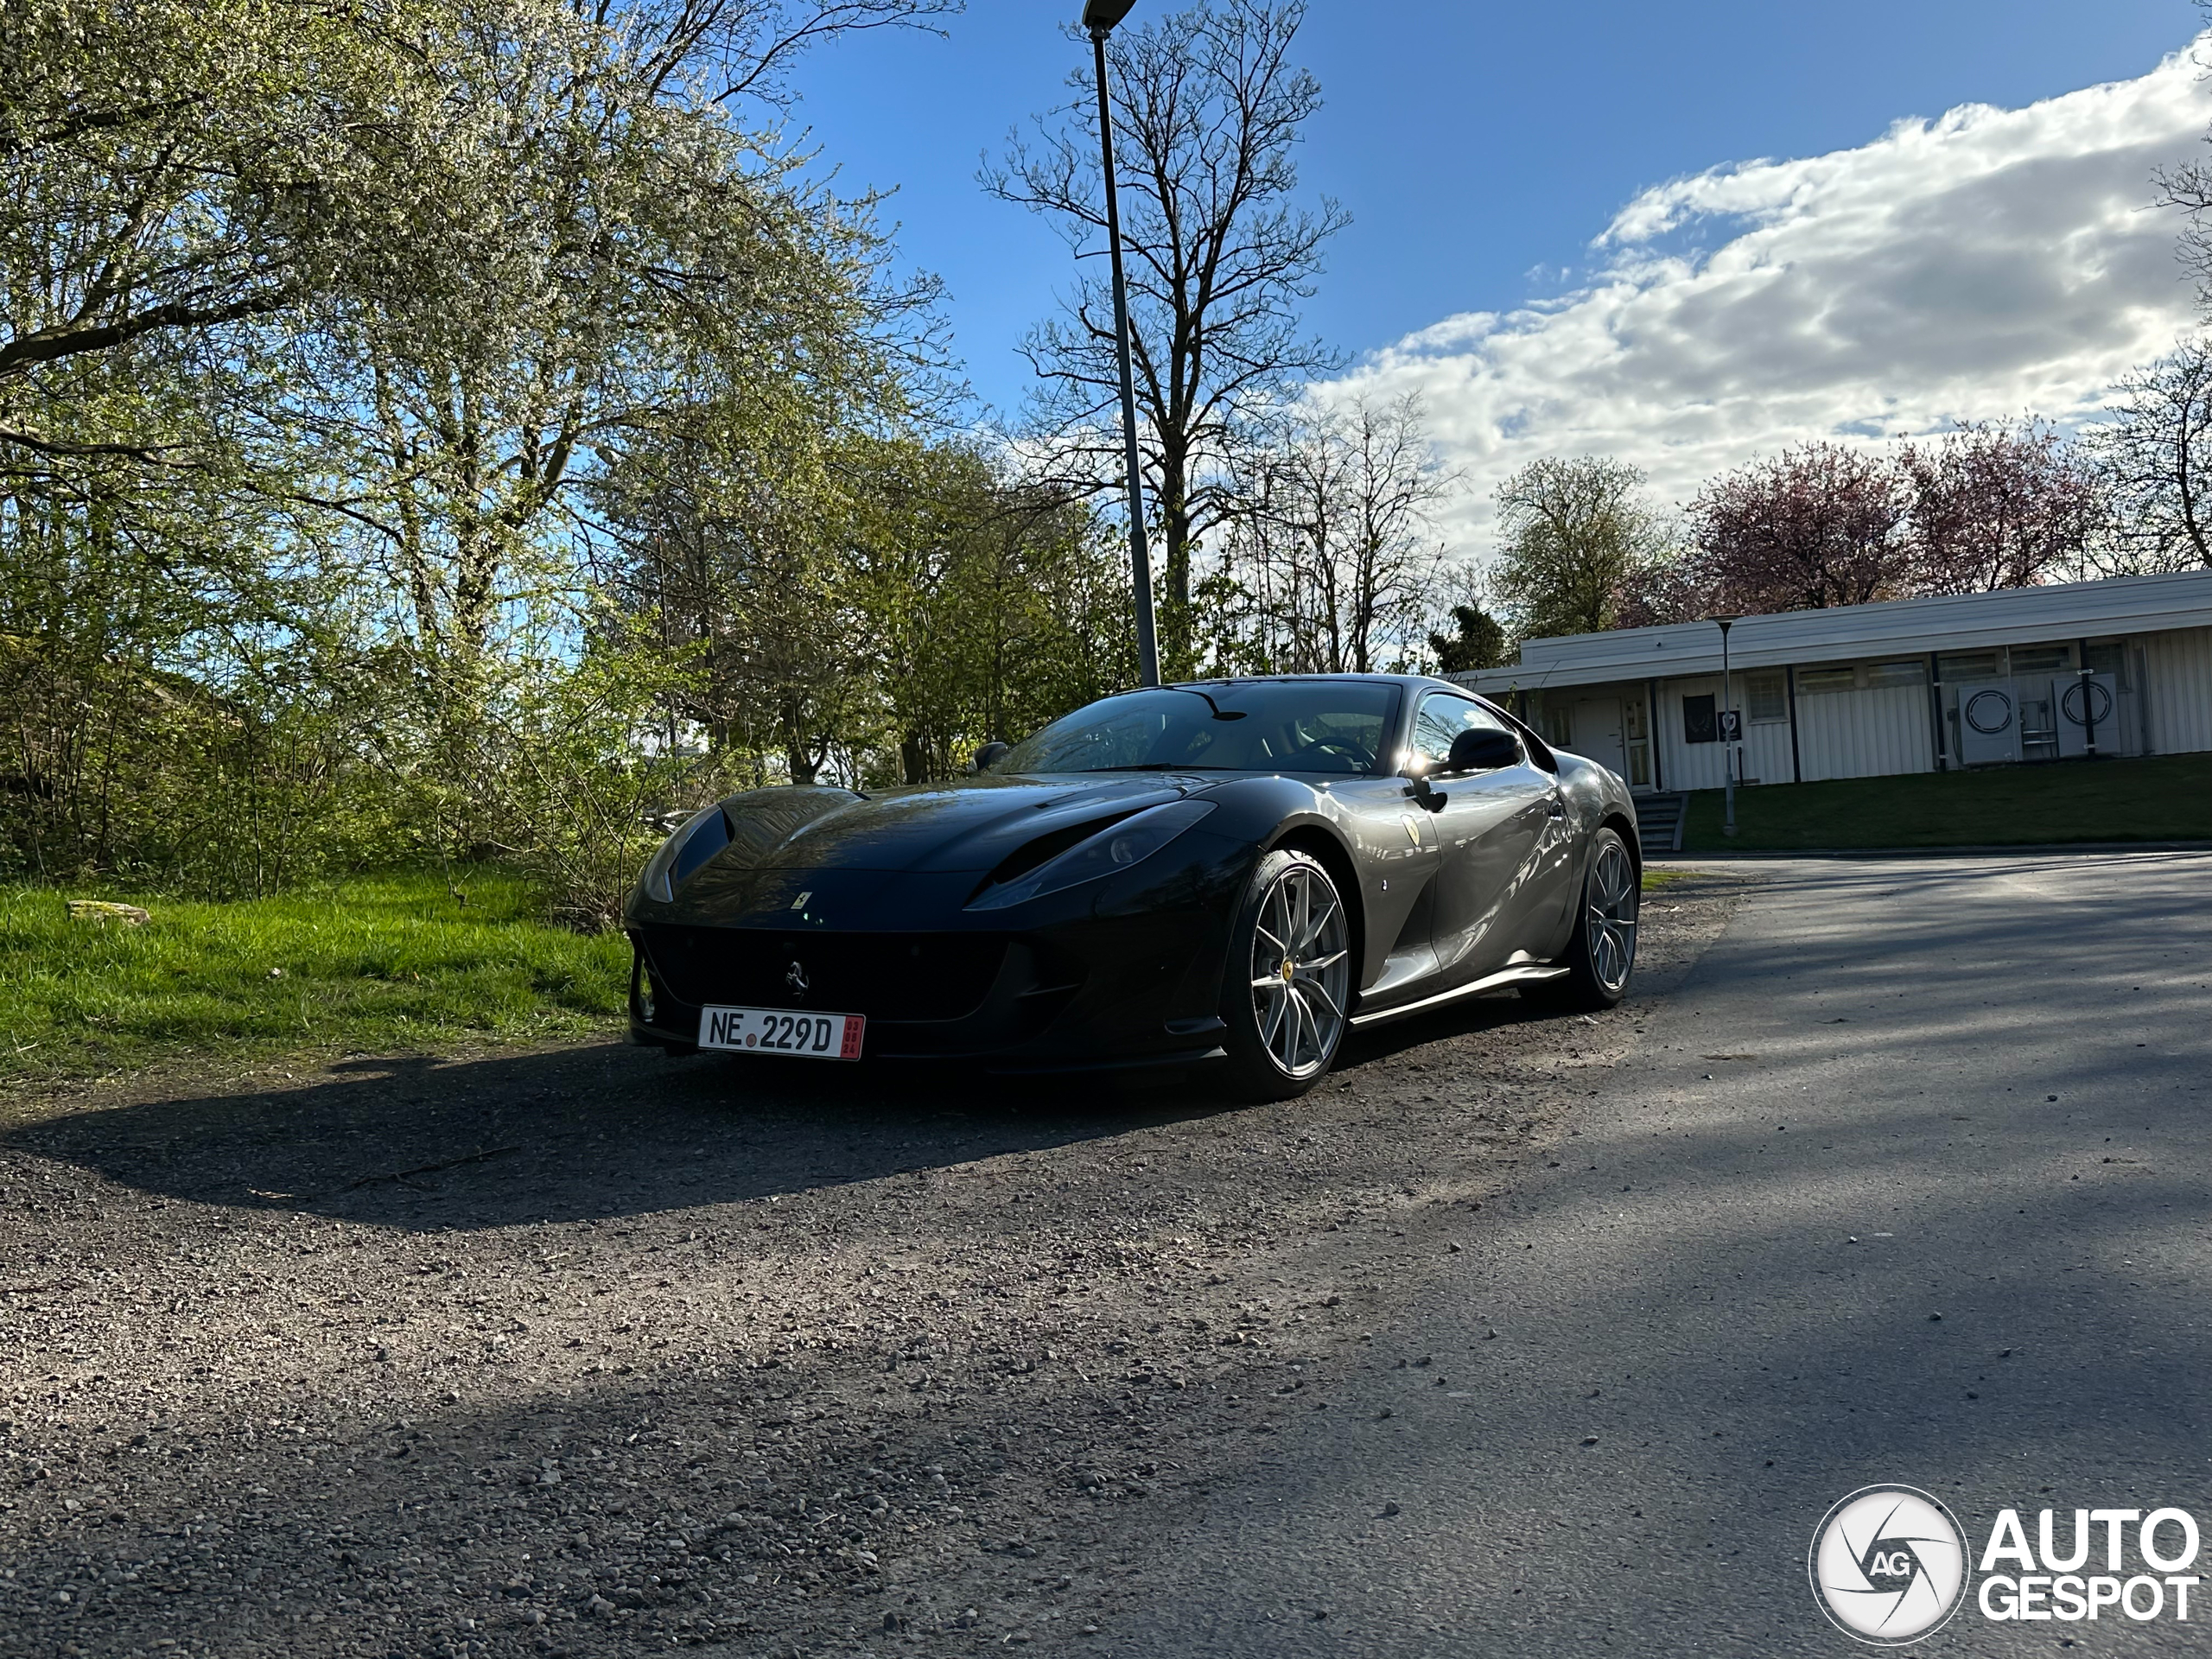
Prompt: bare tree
<box><xmin>588</xmin><ymin>0</ymin><xmax>961</xmax><ymax>105</ymax></box>
<box><xmin>985</xmin><ymin>0</ymin><xmax>1347</xmax><ymax>677</ymax></box>
<box><xmin>1219</xmin><ymin>392</ymin><xmax>1448</xmax><ymax>674</ymax></box>
<box><xmin>2082</xmin><ymin>340</ymin><xmax>2212</xmax><ymax>574</ymax></box>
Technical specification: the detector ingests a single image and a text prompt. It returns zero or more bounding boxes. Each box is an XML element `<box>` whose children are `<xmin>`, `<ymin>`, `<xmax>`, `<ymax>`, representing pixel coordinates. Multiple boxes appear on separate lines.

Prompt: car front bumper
<box><xmin>626</xmin><ymin>906</ymin><xmax>1234</xmax><ymax>1071</ymax></box>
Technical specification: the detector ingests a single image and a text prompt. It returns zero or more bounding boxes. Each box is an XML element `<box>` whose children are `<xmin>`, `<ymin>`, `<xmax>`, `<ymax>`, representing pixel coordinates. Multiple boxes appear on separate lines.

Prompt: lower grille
<box><xmin>637</xmin><ymin>925</ymin><xmax>1009</xmax><ymax>1023</ymax></box>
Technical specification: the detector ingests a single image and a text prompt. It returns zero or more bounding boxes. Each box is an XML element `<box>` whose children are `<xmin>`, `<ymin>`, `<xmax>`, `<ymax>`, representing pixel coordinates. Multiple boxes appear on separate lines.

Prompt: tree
<box><xmin>308</xmin><ymin>3</ymin><xmax>908</xmax><ymax>673</ymax></box>
<box><xmin>1428</xmin><ymin>604</ymin><xmax>1507</xmax><ymax>673</ymax></box>
<box><xmin>986</xmin><ymin>0</ymin><xmax>1346</xmax><ymax>677</ymax></box>
<box><xmin>1219</xmin><ymin>392</ymin><xmax>1448</xmax><ymax>675</ymax></box>
<box><xmin>1682</xmin><ymin>442</ymin><xmax>1910</xmax><ymax>614</ymax></box>
<box><xmin>0</xmin><ymin>0</ymin><xmax>537</xmax><ymax>466</ymax></box>
<box><xmin>1899</xmin><ymin>420</ymin><xmax>2104</xmax><ymax>593</ymax></box>
<box><xmin>0</xmin><ymin>0</ymin><xmax>995</xmax><ymax>909</ymax></box>
<box><xmin>2082</xmin><ymin>341</ymin><xmax>2212</xmax><ymax>575</ymax></box>
<box><xmin>1489</xmin><ymin>456</ymin><xmax>1659</xmax><ymax>639</ymax></box>
<box><xmin>588</xmin><ymin>392</ymin><xmax>866</xmax><ymax>787</ymax></box>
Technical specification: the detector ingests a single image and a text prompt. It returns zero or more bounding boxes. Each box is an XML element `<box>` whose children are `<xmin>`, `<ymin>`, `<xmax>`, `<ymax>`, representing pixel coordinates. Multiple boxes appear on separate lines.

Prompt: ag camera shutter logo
<box><xmin>1809</xmin><ymin>1485</ymin><xmax>1969</xmax><ymax>1644</ymax></box>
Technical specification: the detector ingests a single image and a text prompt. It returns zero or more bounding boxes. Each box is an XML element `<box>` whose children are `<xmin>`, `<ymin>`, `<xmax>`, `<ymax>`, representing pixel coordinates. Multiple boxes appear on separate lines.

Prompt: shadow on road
<box><xmin>6</xmin><ymin>929</ymin><xmax>1640</xmax><ymax>1234</ymax></box>
<box><xmin>3</xmin><ymin>1041</ymin><xmax>1261</xmax><ymax>1231</ymax></box>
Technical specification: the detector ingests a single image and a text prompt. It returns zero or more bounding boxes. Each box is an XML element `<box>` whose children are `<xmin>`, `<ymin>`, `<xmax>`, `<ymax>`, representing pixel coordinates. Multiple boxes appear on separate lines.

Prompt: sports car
<box><xmin>624</xmin><ymin>674</ymin><xmax>1642</xmax><ymax>1098</ymax></box>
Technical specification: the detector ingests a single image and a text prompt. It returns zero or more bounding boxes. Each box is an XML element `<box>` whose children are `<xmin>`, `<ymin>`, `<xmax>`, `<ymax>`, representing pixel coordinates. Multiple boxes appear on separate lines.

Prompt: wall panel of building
<box><xmin>1654</xmin><ymin>676</ymin><xmax>1793</xmax><ymax>791</ymax></box>
<box><xmin>2141</xmin><ymin>626</ymin><xmax>2212</xmax><ymax>755</ymax></box>
<box><xmin>1655</xmin><ymin>679</ymin><xmax>1721</xmax><ymax>792</ymax></box>
<box><xmin>1796</xmin><ymin>684</ymin><xmax>1936</xmax><ymax>781</ymax></box>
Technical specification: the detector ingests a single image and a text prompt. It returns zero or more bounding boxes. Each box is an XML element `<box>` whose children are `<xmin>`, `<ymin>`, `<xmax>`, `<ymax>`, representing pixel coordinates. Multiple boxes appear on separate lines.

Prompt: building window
<box><xmin>1938</xmin><ymin>651</ymin><xmax>2002</xmax><ymax>681</ymax></box>
<box><xmin>1682</xmin><ymin>693</ymin><xmax>1716</xmax><ymax>744</ymax></box>
<box><xmin>1745</xmin><ymin>671</ymin><xmax>1787</xmax><ymax>722</ymax></box>
<box><xmin>1796</xmin><ymin>665</ymin><xmax>1857</xmax><ymax>694</ymax></box>
<box><xmin>2008</xmin><ymin>644</ymin><xmax>2071</xmax><ymax>675</ymax></box>
<box><xmin>1866</xmin><ymin>659</ymin><xmax>1927</xmax><ymax>688</ymax></box>
<box><xmin>1544</xmin><ymin>707</ymin><xmax>1573</xmax><ymax>748</ymax></box>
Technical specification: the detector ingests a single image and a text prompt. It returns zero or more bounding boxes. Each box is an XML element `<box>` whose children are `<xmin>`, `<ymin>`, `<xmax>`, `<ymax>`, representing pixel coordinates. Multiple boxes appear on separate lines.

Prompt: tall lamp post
<box><xmin>1714</xmin><ymin>615</ymin><xmax>1739</xmax><ymax>838</ymax></box>
<box><xmin>1080</xmin><ymin>0</ymin><xmax>1161</xmax><ymax>688</ymax></box>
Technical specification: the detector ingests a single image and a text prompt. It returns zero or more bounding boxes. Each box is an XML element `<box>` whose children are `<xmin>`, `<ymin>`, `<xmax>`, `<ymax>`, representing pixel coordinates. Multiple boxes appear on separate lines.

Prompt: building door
<box><xmin>1570</xmin><ymin>696</ymin><xmax>1629</xmax><ymax>783</ymax></box>
<box><xmin>1623</xmin><ymin>695</ymin><xmax>1653</xmax><ymax>790</ymax></box>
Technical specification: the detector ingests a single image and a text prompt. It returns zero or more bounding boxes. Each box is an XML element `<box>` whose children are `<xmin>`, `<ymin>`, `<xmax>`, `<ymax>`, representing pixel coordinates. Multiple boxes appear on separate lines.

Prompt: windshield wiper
<box><xmin>1077</xmin><ymin>762</ymin><xmax>1236</xmax><ymax>772</ymax></box>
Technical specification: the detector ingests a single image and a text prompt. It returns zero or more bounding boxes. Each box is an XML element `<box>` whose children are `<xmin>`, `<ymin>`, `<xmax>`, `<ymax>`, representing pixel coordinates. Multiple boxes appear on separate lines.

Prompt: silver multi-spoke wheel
<box><xmin>1586</xmin><ymin>837</ymin><xmax>1639</xmax><ymax>993</ymax></box>
<box><xmin>1248</xmin><ymin>861</ymin><xmax>1351</xmax><ymax>1080</ymax></box>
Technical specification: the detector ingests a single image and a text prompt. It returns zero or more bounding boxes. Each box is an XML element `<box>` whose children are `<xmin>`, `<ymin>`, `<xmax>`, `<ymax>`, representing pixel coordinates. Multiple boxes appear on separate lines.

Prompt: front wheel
<box><xmin>1529</xmin><ymin>827</ymin><xmax>1639</xmax><ymax>1011</ymax></box>
<box><xmin>1220</xmin><ymin>849</ymin><xmax>1351</xmax><ymax>1101</ymax></box>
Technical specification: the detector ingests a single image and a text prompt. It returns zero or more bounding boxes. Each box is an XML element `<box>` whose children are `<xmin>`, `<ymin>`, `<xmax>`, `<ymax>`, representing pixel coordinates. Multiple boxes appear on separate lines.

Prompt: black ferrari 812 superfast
<box><xmin>624</xmin><ymin>675</ymin><xmax>1642</xmax><ymax>1098</ymax></box>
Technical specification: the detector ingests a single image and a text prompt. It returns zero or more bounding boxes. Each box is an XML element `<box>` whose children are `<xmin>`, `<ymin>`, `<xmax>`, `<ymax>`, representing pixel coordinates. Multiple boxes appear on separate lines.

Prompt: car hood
<box><xmin>705</xmin><ymin>773</ymin><xmax>1210</xmax><ymax>880</ymax></box>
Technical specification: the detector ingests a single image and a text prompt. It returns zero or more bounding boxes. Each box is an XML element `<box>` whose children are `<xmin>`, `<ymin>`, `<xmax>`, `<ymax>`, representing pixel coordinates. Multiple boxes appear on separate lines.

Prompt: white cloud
<box><xmin>1332</xmin><ymin>39</ymin><xmax>2212</xmax><ymax>561</ymax></box>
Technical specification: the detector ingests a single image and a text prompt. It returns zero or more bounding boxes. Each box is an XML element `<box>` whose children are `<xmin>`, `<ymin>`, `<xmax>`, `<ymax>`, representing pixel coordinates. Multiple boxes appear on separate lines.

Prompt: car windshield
<box><xmin>988</xmin><ymin>682</ymin><xmax>1400</xmax><ymax>776</ymax></box>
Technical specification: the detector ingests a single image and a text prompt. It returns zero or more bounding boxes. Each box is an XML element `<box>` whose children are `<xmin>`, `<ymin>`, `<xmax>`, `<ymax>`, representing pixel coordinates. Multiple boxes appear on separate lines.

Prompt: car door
<box><xmin>1409</xmin><ymin>691</ymin><xmax>1573</xmax><ymax>983</ymax></box>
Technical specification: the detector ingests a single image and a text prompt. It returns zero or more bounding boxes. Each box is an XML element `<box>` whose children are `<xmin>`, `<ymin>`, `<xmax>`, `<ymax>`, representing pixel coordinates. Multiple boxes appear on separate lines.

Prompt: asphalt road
<box><xmin>1120</xmin><ymin>851</ymin><xmax>2212</xmax><ymax>1656</ymax></box>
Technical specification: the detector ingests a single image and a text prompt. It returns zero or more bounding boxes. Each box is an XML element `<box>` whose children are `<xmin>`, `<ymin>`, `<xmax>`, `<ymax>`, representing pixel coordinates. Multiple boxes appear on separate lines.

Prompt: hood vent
<box><xmin>980</xmin><ymin>810</ymin><xmax>1145</xmax><ymax>893</ymax></box>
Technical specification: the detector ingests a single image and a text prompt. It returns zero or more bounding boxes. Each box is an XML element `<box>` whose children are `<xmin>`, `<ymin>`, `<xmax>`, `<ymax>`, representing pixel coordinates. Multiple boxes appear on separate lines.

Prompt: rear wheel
<box><xmin>1220</xmin><ymin>849</ymin><xmax>1351</xmax><ymax>1101</ymax></box>
<box><xmin>1528</xmin><ymin>827</ymin><xmax>1638</xmax><ymax>1011</ymax></box>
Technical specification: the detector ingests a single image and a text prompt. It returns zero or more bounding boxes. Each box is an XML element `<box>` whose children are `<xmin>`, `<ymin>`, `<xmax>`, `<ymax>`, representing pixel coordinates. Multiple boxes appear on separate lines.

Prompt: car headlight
<box><xmin>645</xmin><ymin>804</ymin><xmax>732</xmax><ymax>901</ymax></box>
<box><xmin>967</xmin><ymin>799</ymin><xmax>1215</xmax><ymax>912</ymax></box>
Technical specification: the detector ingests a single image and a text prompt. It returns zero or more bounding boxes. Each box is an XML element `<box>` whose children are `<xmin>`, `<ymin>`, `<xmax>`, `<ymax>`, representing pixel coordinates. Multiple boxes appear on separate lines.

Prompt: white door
<box><xmin>1957</xmin><ymin>684</ymin><xmax>2019</xmax><ymax>765</ymax></box>
<box><xmin>1570</xmin><ymin>696</ymin><xmax>1628</xmax><ymax>779</ymax></box>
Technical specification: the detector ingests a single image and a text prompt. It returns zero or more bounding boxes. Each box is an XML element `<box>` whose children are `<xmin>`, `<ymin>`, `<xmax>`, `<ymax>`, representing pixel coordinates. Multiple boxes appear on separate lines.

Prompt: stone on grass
<box><xmin>66</xmin><ymin>899</ymin><xmax>149</xmax><ymax>926</ymax></box>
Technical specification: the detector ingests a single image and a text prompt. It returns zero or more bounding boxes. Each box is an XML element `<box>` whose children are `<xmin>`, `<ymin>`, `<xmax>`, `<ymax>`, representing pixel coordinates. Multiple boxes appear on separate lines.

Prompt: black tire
<box><xmin>1220</xmin><ymin>848</ymin><xmax>1352</xmax><ymax>1101</ymax></box>
<box><xmin>1526</xmin><ymin>826</ymin><xmax>1639</xmax><ymax>1011</ymax></box>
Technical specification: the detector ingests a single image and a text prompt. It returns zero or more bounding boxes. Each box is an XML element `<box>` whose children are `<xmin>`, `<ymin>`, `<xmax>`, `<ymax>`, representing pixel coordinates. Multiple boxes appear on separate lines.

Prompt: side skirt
<box><xmin>1348</xmin><ymin>963</ymin><xmax>1571</xmax><ymax>1029</ymax></box>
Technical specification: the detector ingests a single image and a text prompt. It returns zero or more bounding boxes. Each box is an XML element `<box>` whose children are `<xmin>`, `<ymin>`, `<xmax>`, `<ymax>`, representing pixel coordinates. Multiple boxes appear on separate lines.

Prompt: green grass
<box><xmin>1640</xmin><ymin>869</ymin><xmax>1694</xmax><ymax>891</ymax></box>
<box><xmin>1680</xmin><ymin>753</ymin><xmax>2212</xmax><ymax>851</ymax></box>
<box><xmin>0</xmin><ymin>869</ymin><xmax>631</xmax><ymax>1079</ymax></box>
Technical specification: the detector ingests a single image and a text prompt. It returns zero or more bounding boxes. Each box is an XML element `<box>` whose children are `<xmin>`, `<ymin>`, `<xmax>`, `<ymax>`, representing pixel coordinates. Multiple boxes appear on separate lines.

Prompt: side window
<box><xmin>1746</xmin><ymin>671</ymin><xmax>1788</xmax><ymax>723</ymax></box>
<box><xmin>1411</xmin><ymin>693</ymin><xmax>1510</xmax><ymax>770</ymax></box>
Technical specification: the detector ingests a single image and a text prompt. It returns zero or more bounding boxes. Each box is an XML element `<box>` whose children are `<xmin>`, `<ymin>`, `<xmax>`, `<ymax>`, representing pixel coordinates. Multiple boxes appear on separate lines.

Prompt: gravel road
<box><xmin>0</xmin><ymin>877</ymin><xmax>1738</xmax><ymax>1659</ymax></box>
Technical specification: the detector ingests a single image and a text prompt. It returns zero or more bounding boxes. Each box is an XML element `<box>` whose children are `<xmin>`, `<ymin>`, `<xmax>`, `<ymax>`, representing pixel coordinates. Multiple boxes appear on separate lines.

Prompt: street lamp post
<box><xmin>1714</xmin><ymin>616</ymin><xmax>1738</xmax><ymax>838</ymax></box>
<box><xmin>1080</xmin><ymin>0</ymin><xmax>1161</xmax><ymax>688</ymax></box>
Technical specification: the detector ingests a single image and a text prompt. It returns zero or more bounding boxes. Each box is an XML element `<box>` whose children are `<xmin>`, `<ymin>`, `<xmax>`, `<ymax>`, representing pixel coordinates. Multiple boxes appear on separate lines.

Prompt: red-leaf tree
<box><xmin>1898</xmin><ymin>419</ymin><xmax>2105</xmax><ymax>593</ymax></box>
<box><xmin>1681</xmin><ymin>442</ymin><xmax>1911</xmax><ymax>613</ymax></box>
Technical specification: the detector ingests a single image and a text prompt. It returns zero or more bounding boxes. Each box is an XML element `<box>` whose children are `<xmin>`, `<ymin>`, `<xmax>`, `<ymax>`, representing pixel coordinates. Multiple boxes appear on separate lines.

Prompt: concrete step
<box><xmin>1633</xmin><ymin>791</ymin><xmax>1690</xmax><ymax>853</ymax></box>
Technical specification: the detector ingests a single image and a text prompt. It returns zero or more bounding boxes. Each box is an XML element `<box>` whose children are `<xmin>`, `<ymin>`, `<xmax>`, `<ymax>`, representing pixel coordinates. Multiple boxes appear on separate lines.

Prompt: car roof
<box><xmin>1165</xmin><ymin>673</ymin><xmax>1449</xmax><ymax>690</ymax></box>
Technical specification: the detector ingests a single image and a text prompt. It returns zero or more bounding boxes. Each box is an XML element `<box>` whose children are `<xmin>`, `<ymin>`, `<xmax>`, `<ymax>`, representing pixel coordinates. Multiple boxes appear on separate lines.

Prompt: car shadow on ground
<box><xmin>2</xmin><ymin>1039</ymin><xmax>1273</xmax><ymax>1233</ymax></box>
<box><xmin>6</xmin><ymin>952</ymin><xmax>1624</xmax><ymax>1234</ymax></box>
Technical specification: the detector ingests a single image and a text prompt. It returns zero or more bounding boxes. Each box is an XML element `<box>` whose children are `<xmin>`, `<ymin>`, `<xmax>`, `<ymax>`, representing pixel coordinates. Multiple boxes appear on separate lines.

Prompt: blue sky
<box><xmin>790</xmin><ymin>0</ymin><xmax>2203</xmax><ymax>422</ymax></box>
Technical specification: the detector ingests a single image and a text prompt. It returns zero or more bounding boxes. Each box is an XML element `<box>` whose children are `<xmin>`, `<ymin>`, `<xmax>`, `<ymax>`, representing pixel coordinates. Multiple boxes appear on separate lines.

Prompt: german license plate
<box><xmin>699</xmin><ymin>1005</ymin><xmax>864</xmax><ymax>1060</ymax></box>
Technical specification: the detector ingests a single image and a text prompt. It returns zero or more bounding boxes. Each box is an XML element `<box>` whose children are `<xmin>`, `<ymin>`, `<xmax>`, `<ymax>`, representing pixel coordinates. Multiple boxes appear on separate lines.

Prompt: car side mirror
<box><xmin>972</xmin><ymin>741</ymin><xmax>1010</xmax><ymax>772</ymax></box>
<box><xmin>1445</xmin><ymin>728</ymin><xmax>1521</xmax><ymax>775</ymax></box>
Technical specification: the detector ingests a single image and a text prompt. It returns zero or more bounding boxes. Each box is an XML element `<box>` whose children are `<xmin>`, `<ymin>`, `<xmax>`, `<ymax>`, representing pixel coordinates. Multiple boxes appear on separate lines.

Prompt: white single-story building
<box><xmin>1448</xmin><ymin>568</ymin><xmax>2212</xmax><ymax>796</ymax></box>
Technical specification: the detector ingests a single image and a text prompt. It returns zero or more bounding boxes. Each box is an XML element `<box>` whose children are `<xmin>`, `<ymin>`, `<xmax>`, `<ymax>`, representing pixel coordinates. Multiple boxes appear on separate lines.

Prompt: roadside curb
<box><xmin>1651</xmin><ymin>840</ymin><xmax>2212</xmax><ymax>861</ymax></box>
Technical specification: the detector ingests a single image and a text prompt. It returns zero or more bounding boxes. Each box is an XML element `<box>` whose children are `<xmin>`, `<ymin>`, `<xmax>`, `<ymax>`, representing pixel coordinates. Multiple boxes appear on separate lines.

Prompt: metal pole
<box><xmin>1719</xmin><ymin>620</ymin><xmax>1736</xmax><ymax>838</ymax></box>
<box><xmin>2076</xmin><ymin>638</ymin><xmax>2097</xmax><ymax>757</ymax></box>
<box><xmin>1090</xmin><ymin>27</ymin><xmax>1161</xmax><ymax>688</ymax></box>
